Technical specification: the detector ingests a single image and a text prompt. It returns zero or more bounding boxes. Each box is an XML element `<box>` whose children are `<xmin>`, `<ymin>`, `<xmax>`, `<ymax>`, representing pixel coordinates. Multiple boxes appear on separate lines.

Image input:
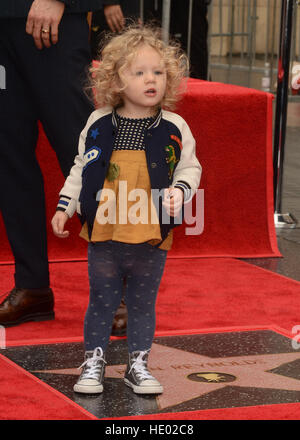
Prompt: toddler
<box><xmin>52</xmin><ymin>25</ymin><xmax>201</xmax><ymax>395</ymax></box>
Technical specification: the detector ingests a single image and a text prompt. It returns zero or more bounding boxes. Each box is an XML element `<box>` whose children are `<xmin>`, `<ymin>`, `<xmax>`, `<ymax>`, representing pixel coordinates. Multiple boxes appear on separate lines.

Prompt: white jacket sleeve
<box><xmin>172</xmin><ymin>119</ymin><xmax>202</xmax><ymax>202</ymax></box>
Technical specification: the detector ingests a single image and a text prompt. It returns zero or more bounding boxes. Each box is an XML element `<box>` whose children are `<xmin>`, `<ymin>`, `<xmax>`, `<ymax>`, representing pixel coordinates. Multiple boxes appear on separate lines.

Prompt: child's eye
<box><xmin>136</xmin><ymin>71</ymin><xmax>143</xmax><ymax>76</ymax></box>
<box><xmin>155</xmin><ymin>71</ymin><xmax>163</xmax><ymax>75</ymax></box>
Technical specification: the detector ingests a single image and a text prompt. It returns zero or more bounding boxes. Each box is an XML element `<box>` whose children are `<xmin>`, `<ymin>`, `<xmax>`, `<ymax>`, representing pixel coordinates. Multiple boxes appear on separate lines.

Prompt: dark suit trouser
<box><xmin>0</xmin><ymin>14</ymin><xmax>94</xmax><ymax>289</ymax></box>
<box><xmin>170</xmin><ymin>0</ymin><xmax>209</xmax><ymax>80</ymax></box>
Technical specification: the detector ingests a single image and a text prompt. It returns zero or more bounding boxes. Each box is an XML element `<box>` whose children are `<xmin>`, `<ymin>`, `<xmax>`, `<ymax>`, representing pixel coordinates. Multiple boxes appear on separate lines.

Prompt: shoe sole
<box><xmin>124</xmin><ymin>378</ymin><xmax>163</xmax><ymax>394</ymax></box>
<box><xmin>73</xmin><ymin>383</ymin><xmax>104</xmax><ymax>394</ymax></box>
<box><xmin>0</xmin><ymin>311</ymin><xmax>55</xmax><ymax>327</ymax></box>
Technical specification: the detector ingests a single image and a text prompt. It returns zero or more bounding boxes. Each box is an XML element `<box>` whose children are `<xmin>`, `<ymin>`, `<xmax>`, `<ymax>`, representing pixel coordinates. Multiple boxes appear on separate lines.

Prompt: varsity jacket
<box><xmin>57</xmin><ymin>107</ymin><xmax>202</xmax><ymax>241</ymax></box>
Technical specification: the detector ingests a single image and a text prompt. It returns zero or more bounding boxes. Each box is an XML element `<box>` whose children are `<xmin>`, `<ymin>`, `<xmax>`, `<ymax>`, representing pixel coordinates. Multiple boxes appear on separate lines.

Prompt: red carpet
<box><xmin>0</xmin><ymin>354</ymin><xmax>96</xmax><ymax>420</ymax></box>
<box><xmin>1</xmin><ymin>257</ymin><xmax>299</xmax><ymax>345</ymax></box>
<box><xmin>0</xmin><ymin>80</ymin><xmax>280</xmax><ymax>263</ymax></box>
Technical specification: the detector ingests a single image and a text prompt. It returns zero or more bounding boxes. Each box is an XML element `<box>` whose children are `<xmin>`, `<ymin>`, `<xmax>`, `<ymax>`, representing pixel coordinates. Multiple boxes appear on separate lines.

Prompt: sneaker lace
<box><xmin>129</xmin><ymin>351</ymin><xmax>154</xmax><ymax>381</ymax></box>
<box><xmin>78</xmin><ymin>347</ymin><xmax>106</xmax><ymax>380</ymax></box>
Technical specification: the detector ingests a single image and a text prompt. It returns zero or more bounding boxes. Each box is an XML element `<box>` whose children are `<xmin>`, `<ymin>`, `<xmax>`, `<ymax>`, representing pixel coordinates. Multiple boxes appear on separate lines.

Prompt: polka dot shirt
<box><xmin>113</xmin><ymin>112</ymin><xmax>156</xmax><ymax>151</ymax></box>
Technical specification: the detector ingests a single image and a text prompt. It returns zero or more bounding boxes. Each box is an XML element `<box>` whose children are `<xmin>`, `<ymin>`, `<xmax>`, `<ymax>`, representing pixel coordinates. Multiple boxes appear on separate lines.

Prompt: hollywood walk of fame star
<box><xmin>32</xmin><ymin>342</ymin><xmax>300</xmax><ymax>411</ymax></box>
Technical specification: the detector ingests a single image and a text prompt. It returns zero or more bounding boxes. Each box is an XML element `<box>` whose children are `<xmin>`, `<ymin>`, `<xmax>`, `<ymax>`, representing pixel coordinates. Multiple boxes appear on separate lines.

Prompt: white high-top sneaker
<box><xmin>74</xmin><ymin>347</ymin><xmax>106</xmax><ymax>394</ymax></box>
<box><xmin>124</xmin><ymin>350</ymin><xmax>163</xmax><ymax>394</ymax></box>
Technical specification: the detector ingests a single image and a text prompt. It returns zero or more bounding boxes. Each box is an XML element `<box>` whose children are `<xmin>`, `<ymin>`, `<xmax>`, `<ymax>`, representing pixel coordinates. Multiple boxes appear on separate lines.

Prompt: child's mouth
<box><xmin>145</xmin><ymin>89</ymin><xmax>157</xmax><ymax>97</ymax></box>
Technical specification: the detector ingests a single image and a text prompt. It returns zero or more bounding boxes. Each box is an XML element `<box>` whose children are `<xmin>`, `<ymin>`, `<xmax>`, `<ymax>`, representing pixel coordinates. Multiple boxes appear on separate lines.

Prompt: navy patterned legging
<box><xmin>84</xmin><ymin>241</ymin><xmax>167</xmax><ymax>353</ymax></box>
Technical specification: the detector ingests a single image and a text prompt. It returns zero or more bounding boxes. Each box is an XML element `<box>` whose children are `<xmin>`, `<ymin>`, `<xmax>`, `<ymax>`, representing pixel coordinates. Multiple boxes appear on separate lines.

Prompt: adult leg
<box><xmin>0</xmin><ymin>19</ymin><xmax>49</xmax><ymax>289</ymax></box>
<box><xmin>170</xmin><ymin>0</ymin><xmax>209</xmax><ymax>80</ymax></box>
<box><xmin>190</xmin><ymin>1</ymin><xmax>209</xmax><ymax>80</ymax></box>
<box><xmin>0</xmin><ymin>19</ymin><xmax>55</xmax><ymax>326</ymax></box>
<box><xmin>24</xmin><ymin>14</ymin><xmax>95</xmax><ymax>178</ymax></box>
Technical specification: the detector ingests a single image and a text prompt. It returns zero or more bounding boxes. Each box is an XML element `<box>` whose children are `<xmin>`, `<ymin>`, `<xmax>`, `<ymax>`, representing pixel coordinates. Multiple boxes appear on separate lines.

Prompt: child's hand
<box><xmin>163</xmin><ymin>188</ymin><xmax>183</xmax><ymax>217</ymax></box>
<box><xmin>51</xmin><ymin>211</ymin><xmax>70</xmax><ymax>238</ymax></box>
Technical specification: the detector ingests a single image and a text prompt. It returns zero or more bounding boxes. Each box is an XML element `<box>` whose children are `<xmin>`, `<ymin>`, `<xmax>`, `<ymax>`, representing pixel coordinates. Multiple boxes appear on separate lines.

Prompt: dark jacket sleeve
<box><xmin>0</xmin><ymin>0</ymin><xmax>103</xmax><ymax>18</ymax></box>
<box><xmin>57</xmin><ymin>0</ymin><xmax>103</xmax><ymax>12</ymax></box>
<box><xmin>102</xmin><ymin>0</ymin><xmax>140</xmax><ymax>18</ymax></box>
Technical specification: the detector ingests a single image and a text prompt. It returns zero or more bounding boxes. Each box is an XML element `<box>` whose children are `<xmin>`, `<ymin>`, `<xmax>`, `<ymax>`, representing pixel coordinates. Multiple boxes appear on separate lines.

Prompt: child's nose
<box><xmin>145</xmin><ymin>72</ymin><xmax>155</xmax><ymax>82</ymax></box>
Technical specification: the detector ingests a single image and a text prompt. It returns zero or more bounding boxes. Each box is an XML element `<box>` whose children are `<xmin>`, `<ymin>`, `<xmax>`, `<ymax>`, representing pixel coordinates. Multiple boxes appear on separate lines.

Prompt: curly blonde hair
<box><xmin>89</xmin><ymin>24</ymin><xmax>189</xmax><ymax>110</ymax></box>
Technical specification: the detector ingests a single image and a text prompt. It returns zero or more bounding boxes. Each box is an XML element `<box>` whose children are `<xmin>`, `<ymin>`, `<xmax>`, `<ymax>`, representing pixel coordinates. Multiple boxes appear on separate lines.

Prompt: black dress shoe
<box><xmin>111</xmin><ymin>298</ymin><xmax>127</xmax><ymax>336</ymax></box>
<box><xmin>0</xmin><ymin>287</ymin><xmax>55</xmax><ymax>327</ymax></box>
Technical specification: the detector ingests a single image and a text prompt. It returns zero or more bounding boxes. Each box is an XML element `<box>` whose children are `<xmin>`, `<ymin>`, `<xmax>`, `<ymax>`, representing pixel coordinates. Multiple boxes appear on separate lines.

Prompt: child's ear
<box><xmin>113</xmin><ymin>74</ymin><xmax>125</xmax><ymax>92</ymax></box>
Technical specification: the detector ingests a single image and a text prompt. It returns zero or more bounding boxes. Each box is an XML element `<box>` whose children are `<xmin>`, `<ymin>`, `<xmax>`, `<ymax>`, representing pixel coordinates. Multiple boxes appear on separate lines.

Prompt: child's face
<box><xmin>119</xmin><ymin>45</ymin><xmax>167</xmax><ymax>117</ymax></box>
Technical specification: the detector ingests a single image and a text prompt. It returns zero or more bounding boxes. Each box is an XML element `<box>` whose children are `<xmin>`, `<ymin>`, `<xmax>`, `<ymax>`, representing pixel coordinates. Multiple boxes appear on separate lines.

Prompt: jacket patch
<box><xmin>165</xmin><ymin>145</ymin><xmax>179</xmax><ymax>180</ymax></box>
<box><xmin>170</xmin><ymin>134</ymin><xmax>183</xmax><ymax>150</ymax></box>
<box><xmin>106</xmin><ymin>162</ymin><xmax>120</xmax><ymax>182</ymax></box>
<box><xmin>83</xmin><ymin>146</ymin><xmax>102</xmax><ymax>170</ymax></box>
<box><xmin>90</xmin><ymin>128</ymin><xmax>100</xmax><ymax>140</ymax></box>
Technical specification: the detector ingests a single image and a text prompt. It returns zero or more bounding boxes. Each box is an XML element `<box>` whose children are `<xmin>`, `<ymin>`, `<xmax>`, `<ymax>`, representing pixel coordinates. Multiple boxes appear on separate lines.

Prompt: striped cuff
<box><xmin>56</xmin><ymin>195</ymin><xmax>77</xmax><ymax>218</ymax></box>
<box><xmin>57</xmin><ymin>195</ymin><xmax>71</xmax><ymax>212</ymax></box>
<box><xmin>174</xmin><ymin>181</ymin><xmax>193</xmax><ymax>203</ymax></box>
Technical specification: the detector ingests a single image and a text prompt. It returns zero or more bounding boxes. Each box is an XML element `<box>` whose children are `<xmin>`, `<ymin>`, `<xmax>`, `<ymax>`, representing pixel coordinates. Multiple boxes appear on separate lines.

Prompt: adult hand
<box><xmin>103</xmin><ymin>5</ymin><xmax>125</xmax><ymax>33</ymax></box>
<box><xmin>26</xmin><ymin>0</ymin><xmax>65</xmax><ymax>50</ymax></box>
